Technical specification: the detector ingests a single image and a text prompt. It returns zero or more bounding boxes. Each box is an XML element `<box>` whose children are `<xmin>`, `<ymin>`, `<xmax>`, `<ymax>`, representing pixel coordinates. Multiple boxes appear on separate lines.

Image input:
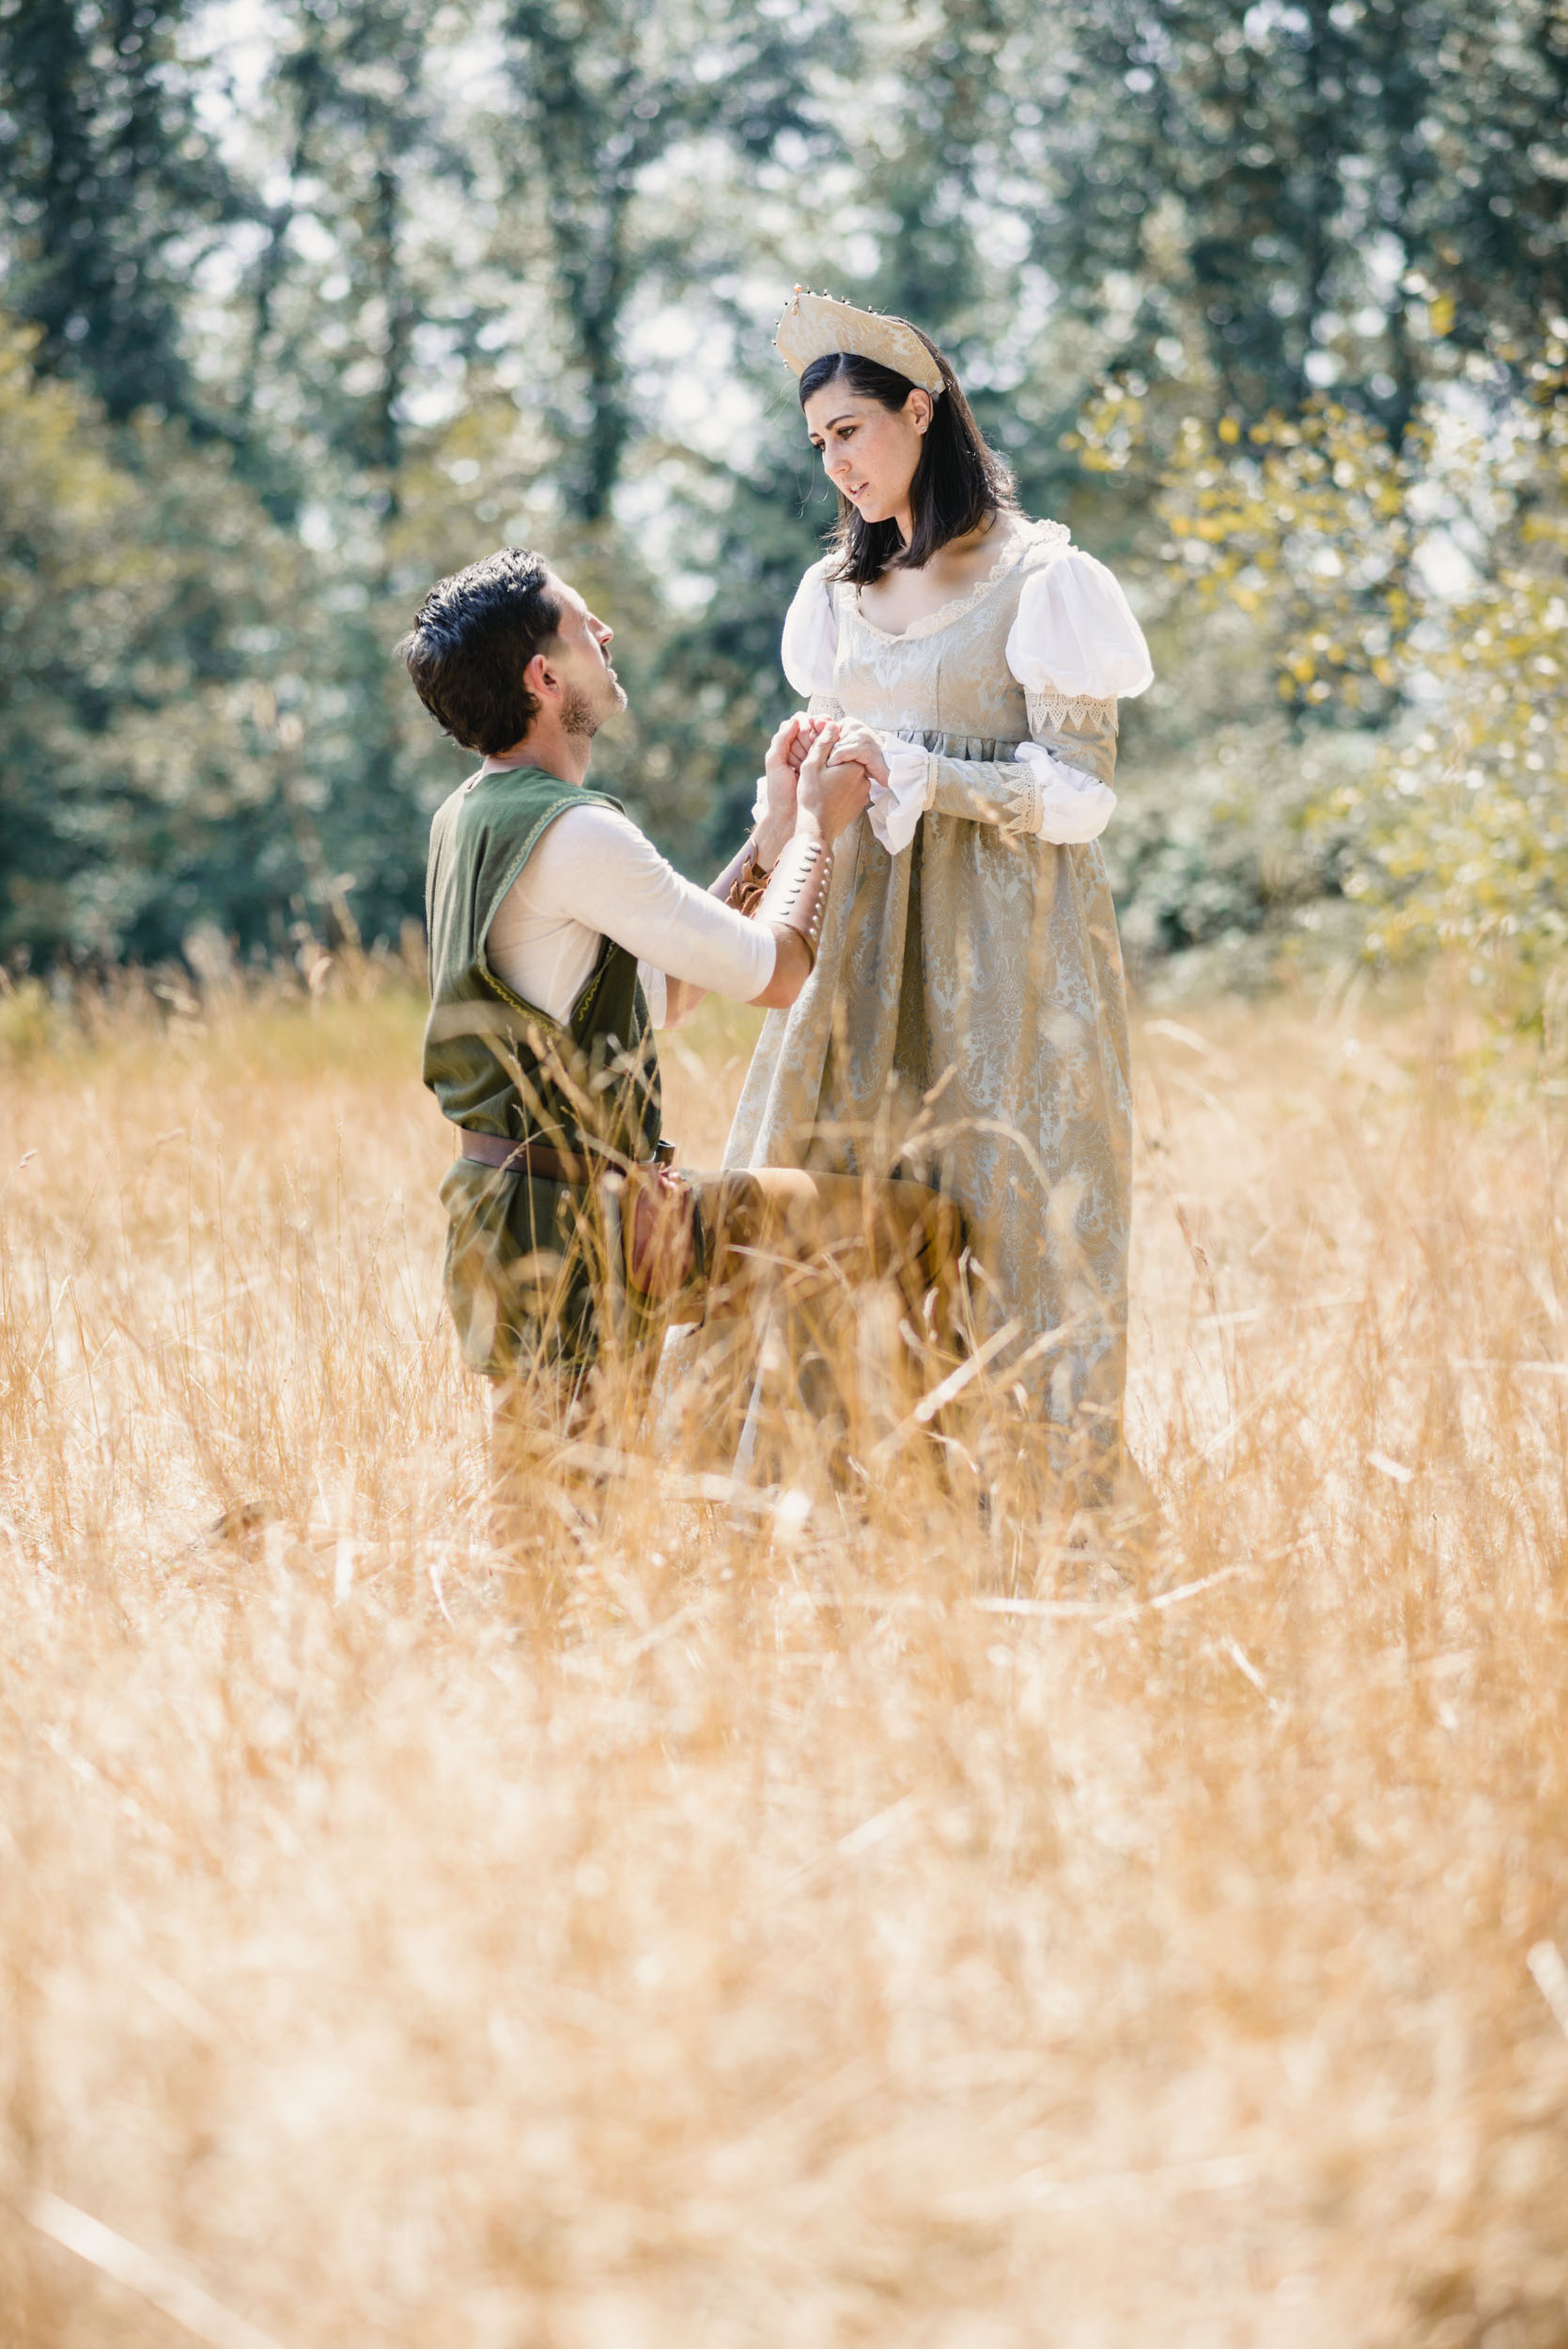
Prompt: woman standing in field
<box><xmin>726</xmin><ymin>289</ymin><xmax>1152</xmax><ymax>1495</ymax></box>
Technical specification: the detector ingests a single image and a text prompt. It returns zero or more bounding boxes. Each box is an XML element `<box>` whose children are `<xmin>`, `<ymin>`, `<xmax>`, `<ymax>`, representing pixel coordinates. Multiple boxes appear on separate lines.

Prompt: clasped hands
<box><xmin>753</xmin><ymin>713</ymin><xmax>891</xmax><ymax>869</ymax></box>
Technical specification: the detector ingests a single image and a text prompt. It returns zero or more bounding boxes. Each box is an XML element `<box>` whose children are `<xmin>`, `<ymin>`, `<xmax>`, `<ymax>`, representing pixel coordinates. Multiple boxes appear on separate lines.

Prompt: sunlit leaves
<box><xmin>1083</xmin><ymin>350</ymin><xmax>1568</xmax><ymax>976</ymax></box>
<box><xmin>1071</xmin><ymin>388</ymin><xmax>1417</xmax><ymax>723</ymax></box>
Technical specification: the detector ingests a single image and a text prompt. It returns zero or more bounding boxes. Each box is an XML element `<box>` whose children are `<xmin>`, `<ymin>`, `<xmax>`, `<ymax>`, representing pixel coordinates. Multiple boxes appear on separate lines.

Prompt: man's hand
<box><xmin>826</xmin><ymin>719</ymin><xmax>891</xmax><ymax>791</ymax></box>
<box><xmin>796</xmin><ymin>723</ymin><xmax>872</xmax><ymax>846</ymax></box>
<box><xmin>755</xmin><ymin>713</ymin><xmax>821</xmax><ymax>869</ymax></box>
<box><xmin>625</xmin><ymin>1166</ymin><xmax>699</xmax><ymax>1297</ymax></box>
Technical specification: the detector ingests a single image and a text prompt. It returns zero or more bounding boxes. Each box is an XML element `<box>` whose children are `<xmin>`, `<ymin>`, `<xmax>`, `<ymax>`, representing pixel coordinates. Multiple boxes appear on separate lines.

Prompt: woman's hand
<box><xmin>796</xmin><ymin>723</ymin><xmax>871</xmax><ymax>846</ymax></box>
<box><xmin>826</xmin><ymin>719</ymin><xmax>890</xmax><ymax>791</ymax></box>
<box><xmin>755</xmin><ymin>714</ymin><xmax>824</xmax><ymax>866</ymax></box>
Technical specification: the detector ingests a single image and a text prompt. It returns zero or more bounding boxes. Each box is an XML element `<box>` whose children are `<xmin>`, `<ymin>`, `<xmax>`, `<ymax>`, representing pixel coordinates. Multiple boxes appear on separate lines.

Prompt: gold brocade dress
<box><xmin>725</xmin><ymin>519</ymin><xmax>1152</xmax><ymax>1452</ymax></box>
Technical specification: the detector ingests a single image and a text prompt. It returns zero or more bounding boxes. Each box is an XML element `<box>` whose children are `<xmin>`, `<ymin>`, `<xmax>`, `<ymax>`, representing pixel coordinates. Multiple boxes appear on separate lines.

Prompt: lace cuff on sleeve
<box><xmin>889</xmin><ymin>738</ymin><xmax>1114</xmax><ymax>848</ymax></box>
<box><xmin>1012</xmin><ymin>741</ymin><xmax>1115</xmax><ymax>844</ymax></box>
<box><xmin>867</xmin><ymin>738</ymin><xmax>935</xmax><ymax>853</ymax></box>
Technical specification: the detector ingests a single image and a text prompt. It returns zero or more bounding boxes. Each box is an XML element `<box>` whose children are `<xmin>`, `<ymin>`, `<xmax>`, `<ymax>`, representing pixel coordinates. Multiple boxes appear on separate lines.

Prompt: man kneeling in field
<box><xmin>403</xmin><ymin>548</ymin><xmax>959</xmax><ymax>1448</ymax></box>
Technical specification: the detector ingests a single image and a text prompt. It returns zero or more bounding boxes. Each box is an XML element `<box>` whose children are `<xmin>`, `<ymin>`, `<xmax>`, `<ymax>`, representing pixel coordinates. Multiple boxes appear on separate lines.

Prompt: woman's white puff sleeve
<box><xmin>993</xmin><ymin>549</ymin><xmax>1153</xmax><ymax>847</ymax></box>
<box><xmin>1003</xmin><ymin>551</ymin><xmax>1153</xmax><ymax>704</ymax></box>
<box><xmin>780</xmin><ymin>562</ymin><xmax>839</xmax><ymax>698</ymax></box>
<box><xmin>753</xmin><ymin>564</ymin><xmax>839</xmax><ymax>827</ymax></box>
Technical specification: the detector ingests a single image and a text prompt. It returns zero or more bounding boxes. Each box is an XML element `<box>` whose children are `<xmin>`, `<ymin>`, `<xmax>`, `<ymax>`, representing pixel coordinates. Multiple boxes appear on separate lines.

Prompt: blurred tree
<box><xmin>1030</xmin><ymin>0</ymin><xmax>1568</xmax><ymax>433</ymax></box>
<box><xmin>0</xmin><ymin>0</ymin><xmax>252</xmax><ymax>425</ymax></box>
<box><xmin>241</xmin><ymin>0</ymin><xmax>470</xmax><ymax>501</ymax></box>
<box><xmin>500</xmin><ymin>0</ymin><xmax>846</xmax><ymax>525</ymax></box>
<box><xmin>233</xmin><ymin>0</ymin><xmax>464</xmax><ymax>939</ymax></box>
<box><xmin>1101</xmin><ymin>336</ymin><xmax>1568</xmax><ymax>976</ymax></box>
<box><xmin>0</xmin><ymin>317</ymin><xmax>314</xmax><ymax>962</ymax></box>
<box><xmin>1147</xmin><ymin>396</ymin><xmax>1417</xmax><ymax>723</ymax></box>
<box><xmin>1329</xmin><ymin>365</ymin><xmax>1568</xmax><ymax>973</ymax></box>
<box><xmin>859</xmin><ymin>0</ymin><xmax>1014</xmax><ymax>341</ymax></box>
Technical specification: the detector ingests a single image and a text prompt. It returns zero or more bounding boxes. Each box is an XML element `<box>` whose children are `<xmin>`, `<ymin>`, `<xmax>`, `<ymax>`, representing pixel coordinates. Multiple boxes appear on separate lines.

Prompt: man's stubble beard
<box><xmin>560</xmin><ymin>687</ymin><xmax>595</xmax><ymax>739</ymax></box>
<box><xmin>561</xmin><ymin>676</ymin><xmax>628</xmax><ymax>739</ymax></box>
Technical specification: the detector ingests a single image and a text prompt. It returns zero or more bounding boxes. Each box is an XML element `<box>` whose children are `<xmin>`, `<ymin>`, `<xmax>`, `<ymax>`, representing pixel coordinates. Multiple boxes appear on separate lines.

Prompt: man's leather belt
<box><xmin>458</xmin><ymin>1130</ymin><xmax>673</xmax><ymax>1184</ymax></box>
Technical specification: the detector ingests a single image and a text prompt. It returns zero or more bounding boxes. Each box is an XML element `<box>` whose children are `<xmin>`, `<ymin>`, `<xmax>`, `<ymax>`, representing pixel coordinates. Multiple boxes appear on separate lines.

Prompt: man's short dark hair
<box><xmin>399</xmin><ymin>548</ymin><xmax>563</xmax><ymax>755</ymax></box>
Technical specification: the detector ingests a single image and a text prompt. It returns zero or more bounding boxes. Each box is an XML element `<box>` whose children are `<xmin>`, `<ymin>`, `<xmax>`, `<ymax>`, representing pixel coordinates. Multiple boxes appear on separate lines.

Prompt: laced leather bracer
<box><xmin>752</xmin><ymin>832</ymin><xmax>832</xmax><ymax>969</ymax></box>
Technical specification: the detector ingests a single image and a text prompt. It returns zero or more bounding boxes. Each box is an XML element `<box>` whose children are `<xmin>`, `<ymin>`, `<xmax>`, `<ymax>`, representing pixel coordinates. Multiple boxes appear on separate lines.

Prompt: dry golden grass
<box><xmin>3</xmin><ymin>970</ymin><xmax>1568</xmax><ymax>2348</ymax></box>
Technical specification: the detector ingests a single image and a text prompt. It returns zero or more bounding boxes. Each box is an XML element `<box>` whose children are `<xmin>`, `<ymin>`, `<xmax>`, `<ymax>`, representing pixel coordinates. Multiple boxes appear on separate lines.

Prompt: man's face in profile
<box><xmin>545</xmin><ymin>576</ymin><xmax>627</xmax><ymax>739</ymax></box>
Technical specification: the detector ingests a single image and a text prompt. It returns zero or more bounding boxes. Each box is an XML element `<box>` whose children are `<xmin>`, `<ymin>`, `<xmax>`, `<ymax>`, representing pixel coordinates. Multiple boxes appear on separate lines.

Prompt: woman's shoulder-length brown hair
<box><xmin>799</xmin><ymin>328</ymin><xmax>1016</xmax><ymax>585</ymax></box>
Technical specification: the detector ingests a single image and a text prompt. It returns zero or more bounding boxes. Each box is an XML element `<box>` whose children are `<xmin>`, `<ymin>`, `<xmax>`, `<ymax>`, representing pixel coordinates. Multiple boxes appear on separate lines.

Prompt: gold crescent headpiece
<box><xmin>774</xmin><ymin>286</ymin><xmax>944</xmax><ymax>396</ymax></box>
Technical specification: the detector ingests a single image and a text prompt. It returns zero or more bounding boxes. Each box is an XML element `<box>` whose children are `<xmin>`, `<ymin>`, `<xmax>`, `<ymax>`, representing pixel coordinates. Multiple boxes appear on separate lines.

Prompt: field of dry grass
<box><xmin>3</xmin><ymin>967</ymin><xmax>1568</xmax><ymax>2348</ymax></box>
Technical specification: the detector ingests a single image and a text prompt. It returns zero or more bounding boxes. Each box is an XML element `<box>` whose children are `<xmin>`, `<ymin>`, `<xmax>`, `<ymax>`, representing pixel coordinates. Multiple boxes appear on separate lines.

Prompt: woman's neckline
<box><xmin>849</xmin><ymin>517</ymin><xmax>1057</xmax><ymax>645</ymax></box>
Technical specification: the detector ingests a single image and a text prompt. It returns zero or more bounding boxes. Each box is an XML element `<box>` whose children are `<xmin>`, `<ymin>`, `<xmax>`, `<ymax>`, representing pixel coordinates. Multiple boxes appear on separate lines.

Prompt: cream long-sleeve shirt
<box><xmin>484</xmin><ymin>793</ymin><xmax>773</xmax><ymax>1031</ymax></box>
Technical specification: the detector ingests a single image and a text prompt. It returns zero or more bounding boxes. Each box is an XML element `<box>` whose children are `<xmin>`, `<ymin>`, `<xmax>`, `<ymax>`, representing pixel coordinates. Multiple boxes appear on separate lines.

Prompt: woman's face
<box><xmin>803</xmin><ymin>380</ymin><xmax>932</xmax><ymax>526</ymax></box>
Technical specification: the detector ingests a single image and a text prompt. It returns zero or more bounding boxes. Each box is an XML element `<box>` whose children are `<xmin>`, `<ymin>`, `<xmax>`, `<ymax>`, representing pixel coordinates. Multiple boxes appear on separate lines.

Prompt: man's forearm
<box><xmin>706</xmin><ymin>795</ymin><xmax>842</xmax><ymax>1012</ymax></box>
<box><xmin>656</xmin><ymin>820</ymin><xmax>792</xmax><ymax>1026</ymax></box>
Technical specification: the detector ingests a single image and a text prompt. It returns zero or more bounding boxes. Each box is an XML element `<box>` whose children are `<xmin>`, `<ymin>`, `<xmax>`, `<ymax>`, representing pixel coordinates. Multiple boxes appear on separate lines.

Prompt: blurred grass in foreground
<box><xmin>2</xmin><ymin>972</ymin><xmax>1567</xmax><ymax>2346</ymax></box>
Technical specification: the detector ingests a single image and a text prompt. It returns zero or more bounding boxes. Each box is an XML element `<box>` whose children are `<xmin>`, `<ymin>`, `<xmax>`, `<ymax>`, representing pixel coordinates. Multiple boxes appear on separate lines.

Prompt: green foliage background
<box><xmin>1</xmin><ymin>0</ymin><xmax>1564</xmax><ymax>976</ymax></box>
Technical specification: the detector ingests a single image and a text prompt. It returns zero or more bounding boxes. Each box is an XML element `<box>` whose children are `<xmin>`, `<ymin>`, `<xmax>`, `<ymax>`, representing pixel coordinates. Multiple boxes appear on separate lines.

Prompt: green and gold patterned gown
<box><xmin>726</xmin><ymin>520</ymin><xmax>1152</xmax><ymax>1458</ymax></box>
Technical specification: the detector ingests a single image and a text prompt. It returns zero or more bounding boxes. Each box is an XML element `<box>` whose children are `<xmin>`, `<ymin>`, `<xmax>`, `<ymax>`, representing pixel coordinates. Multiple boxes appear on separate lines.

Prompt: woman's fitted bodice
<box><xmin>831</xmin><ymin>542</ymin><xmax>1040</xmax><ymax>744</ymax></box>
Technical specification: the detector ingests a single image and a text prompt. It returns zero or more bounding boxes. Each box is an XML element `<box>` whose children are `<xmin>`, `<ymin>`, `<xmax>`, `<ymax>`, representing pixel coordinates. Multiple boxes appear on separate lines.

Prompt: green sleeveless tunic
<box><xmin>422</xmin><ymin>764</ymin><xmax>661</xmax><ymax>1378</ymax></box>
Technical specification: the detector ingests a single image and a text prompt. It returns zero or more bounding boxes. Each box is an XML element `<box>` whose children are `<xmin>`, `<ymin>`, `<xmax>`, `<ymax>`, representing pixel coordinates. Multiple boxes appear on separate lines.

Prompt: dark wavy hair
<box><xmin>800</xmin><ymin>330</ymin><xmax>1015</xmax><ymax>585</ymax></box>
<box><xmin>399</xmin><ymin>547</ymin><xmax>562</xmax><ymax>755</ymax></box>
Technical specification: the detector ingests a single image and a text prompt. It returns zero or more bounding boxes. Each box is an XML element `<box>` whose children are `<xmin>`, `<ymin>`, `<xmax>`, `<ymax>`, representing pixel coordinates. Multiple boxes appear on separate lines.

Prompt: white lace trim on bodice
<box><xmin>847</xmin><ymin>518</ymin><xmax>1067</xmax><ymax>645</ymax></box>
